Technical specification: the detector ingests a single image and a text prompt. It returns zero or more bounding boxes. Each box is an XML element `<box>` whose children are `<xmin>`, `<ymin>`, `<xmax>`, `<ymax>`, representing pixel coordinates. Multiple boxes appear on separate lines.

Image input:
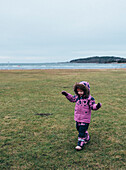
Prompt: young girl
<box><xmin>62</xmin><ymin>81</ymin><xmax>102</xmax><ymax>151</ymax></box>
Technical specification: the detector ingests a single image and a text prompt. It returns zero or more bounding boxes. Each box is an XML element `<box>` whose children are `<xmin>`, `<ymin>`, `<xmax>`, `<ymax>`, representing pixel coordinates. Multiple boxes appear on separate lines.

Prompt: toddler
<box><xmin>62</xmin><ymin>81</ymin><xmax>102</xmax><ymax>150</ymax></box>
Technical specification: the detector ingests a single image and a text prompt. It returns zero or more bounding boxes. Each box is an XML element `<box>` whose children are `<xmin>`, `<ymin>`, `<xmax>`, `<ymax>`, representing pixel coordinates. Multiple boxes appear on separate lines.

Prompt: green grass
<box><xmin>0</xmin><ymin>69</ymin><xmax>126</xmax><ymax>169</ymax></box>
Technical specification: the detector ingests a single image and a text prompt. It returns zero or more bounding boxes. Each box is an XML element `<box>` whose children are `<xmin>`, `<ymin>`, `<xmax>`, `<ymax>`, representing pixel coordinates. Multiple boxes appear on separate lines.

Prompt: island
<box><xmin>70</xmin><ymin>56</ymin><xmax>126</xmax><ymax>63</ymax></box>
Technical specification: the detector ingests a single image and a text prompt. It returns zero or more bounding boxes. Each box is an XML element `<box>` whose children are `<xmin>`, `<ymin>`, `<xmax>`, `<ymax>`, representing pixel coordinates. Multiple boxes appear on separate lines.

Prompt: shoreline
<box><xmin>0</xmin><ymin>62</ymin><xmax>126</xmax><ymax>64</ymax></box>
<box><xmin>0</xmin><ymin>68</ymin><xmax>126</xmax><ymax>72</ymax></box>
<box><xmin>0</xmin><ymin>63</ymin><xmax>126</xmax><ymax>70</ymax></box>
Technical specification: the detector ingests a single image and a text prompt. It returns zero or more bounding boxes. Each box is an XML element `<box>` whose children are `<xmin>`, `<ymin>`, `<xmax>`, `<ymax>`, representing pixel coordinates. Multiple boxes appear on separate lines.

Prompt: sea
<box><xmin>0</xmin><ymin>62</ymin><xmax>126</xmax><ymax>70</ymax></box>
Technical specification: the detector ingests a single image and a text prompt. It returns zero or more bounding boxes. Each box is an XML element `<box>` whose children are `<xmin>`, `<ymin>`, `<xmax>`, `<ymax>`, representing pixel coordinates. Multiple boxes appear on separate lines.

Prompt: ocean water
<box><xmin>0</xmin><ymin>62</ymin><xmax>126</xmax><ymax>70</ymax></box>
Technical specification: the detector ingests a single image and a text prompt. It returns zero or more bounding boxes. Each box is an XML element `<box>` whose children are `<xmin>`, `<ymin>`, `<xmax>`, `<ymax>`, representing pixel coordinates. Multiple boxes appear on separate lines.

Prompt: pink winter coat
<box><xmin>63</xmin><ymin>81</ymin><xmax>101</xmax><ymax>123</ymax></box>
<box><xmin>65</xmin><ymin>93</ymin><xmax>100</xmax><ymax>123</ymax></box>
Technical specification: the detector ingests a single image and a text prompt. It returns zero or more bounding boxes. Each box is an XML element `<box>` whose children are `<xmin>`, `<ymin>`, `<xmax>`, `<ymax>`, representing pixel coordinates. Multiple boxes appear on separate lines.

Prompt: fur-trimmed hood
<box><xmin>74</xmin><ymin>81</ymin><xmax>90</xmax><ymax>98</ymax></box>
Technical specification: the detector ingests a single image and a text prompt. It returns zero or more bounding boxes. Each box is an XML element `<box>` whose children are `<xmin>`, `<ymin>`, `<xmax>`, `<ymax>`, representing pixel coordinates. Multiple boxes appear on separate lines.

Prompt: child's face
<box><xmin>77</xmin><ymin>88</ymin><xmax>84</xmax><ymax>97</ymax></box>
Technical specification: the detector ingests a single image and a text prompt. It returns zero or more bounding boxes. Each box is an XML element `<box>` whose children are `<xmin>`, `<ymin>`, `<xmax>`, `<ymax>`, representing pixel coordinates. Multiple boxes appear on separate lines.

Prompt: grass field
<box><xmin>0</xmin><ymin>69</ymin><xmax>126</xmax><ymax>169</ymax></box>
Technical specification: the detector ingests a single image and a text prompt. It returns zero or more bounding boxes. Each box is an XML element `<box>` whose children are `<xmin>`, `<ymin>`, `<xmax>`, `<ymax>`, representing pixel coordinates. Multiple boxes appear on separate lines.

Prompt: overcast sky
<box><xmin>0</xmin><ymin>0</ymin><xmax>126</xmax><ymax>63</ymax></box>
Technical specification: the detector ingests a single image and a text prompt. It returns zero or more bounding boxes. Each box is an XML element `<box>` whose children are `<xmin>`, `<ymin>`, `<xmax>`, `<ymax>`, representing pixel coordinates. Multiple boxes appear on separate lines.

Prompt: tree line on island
<box><xmin>70</xmin><ymin>56</ymin><xmax>126</xmax><ymax>63</ymax></box>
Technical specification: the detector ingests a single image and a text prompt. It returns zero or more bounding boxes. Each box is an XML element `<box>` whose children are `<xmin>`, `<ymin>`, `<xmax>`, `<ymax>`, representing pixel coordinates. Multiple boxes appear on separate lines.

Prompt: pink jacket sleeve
<box><xmin>89</xmin><ymin>96</ymin><xmax>102</xmax><ymax>110</ymax></box>
<box><xmin>66</xmin><ymin>93</ymin><xmax>77</xmax><ymax>103</ymax></box>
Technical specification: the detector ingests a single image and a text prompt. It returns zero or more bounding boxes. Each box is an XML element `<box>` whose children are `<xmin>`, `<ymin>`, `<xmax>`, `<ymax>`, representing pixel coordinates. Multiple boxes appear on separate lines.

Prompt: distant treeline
<box><xmin>70</xmin><ymin>56</ymin><xmax>126</xmax><ymax>63</ymax></box>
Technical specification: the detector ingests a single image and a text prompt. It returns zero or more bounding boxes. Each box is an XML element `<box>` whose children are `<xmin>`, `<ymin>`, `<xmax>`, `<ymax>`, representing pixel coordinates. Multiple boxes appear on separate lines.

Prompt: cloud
<box><xmin>0</xmin><ymin>0</ymin><xmax>126</xmax><ymax>62</ymax></box>
<box><xmin>0</xmin><ymin>56</ymin><xmax>11</xmax><ymax>59</ymax></box>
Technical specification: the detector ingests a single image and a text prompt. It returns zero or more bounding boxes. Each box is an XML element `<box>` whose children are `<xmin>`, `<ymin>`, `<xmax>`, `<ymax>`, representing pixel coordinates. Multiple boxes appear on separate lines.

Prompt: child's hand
<box><xmin>61</xmin><ymin>91</ymin><xmax>68</xmax><ymax>96</ymax></box>
<box><xmin>96</xmin><ymin>103</ymin><xmax>102</xmax><ymax>109</ymax></box>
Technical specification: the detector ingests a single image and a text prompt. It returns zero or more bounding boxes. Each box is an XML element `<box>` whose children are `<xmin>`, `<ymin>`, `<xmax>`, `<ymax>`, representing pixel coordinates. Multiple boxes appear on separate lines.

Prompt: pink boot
<box><xmin>85</xmin><ymin>131</ymin><xmax>90</xmax><ymax>144</ymax></box>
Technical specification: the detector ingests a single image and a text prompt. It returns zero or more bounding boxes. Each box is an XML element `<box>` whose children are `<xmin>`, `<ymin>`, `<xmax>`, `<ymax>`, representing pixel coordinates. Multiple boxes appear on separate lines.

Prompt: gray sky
<box><xmin>0</xmin><ymin>0</ymin><xmax>126</xmax><ymax>63</ymax></box>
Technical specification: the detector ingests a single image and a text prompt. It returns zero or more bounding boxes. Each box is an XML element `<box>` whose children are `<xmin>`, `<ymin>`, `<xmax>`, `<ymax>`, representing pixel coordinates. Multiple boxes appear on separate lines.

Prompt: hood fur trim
<box><xmin>74</xmin><ymin>83</ymin><xmax>89</xmax><ymax>98</ymax></box>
